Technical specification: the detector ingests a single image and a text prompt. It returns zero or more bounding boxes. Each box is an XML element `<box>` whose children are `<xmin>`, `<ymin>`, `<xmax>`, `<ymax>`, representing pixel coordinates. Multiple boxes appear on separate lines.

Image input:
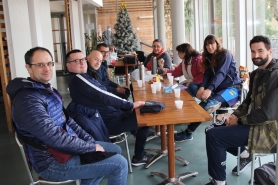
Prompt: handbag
<box><xmin>140</xmin><ymin>100</ymin><xmax>166</xmax><ymax>113</ymax></box>
<box><xmin>48</xmin><ymin>147</ymin><xmax>73</xmax><ymax>164</ymax></box>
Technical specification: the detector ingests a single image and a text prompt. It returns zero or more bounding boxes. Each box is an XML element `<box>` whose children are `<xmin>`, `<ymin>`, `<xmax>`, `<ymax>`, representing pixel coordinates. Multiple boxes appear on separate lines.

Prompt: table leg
<box><xmin>144</xmin><ymin>126</ymin><xmax>188</xmax><ymax>169</ymax></box>
<box><xmin>150</xmin><ymin>125</ymin><xmax>198</xmax><ymax>185</ymax></box>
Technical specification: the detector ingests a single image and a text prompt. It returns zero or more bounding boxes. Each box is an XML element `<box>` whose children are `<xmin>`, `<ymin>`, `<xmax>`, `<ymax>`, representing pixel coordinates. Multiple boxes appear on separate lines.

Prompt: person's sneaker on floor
<box><xmin>174</xmin><ymin>129</ymin><xmax>193</xmax><ymax>142</ymax></box>
<box><xmin>131</xmin><ymin>152</ymin><xmax>154</xmax><ymax>166</ymax></box>
<box><xmin>205</xmin><ymin>178</ymin><xmax>227</xmax><ymax>185</ymax></box>
<box><xmin>232</xmin><ymin>156</ymin><xmax>258</xmax><ymax>174</ymax></box>
<box><xmin>204</xmin><ymin>99</ymin><xmax>221</xmax><ymax>114</ymax></box>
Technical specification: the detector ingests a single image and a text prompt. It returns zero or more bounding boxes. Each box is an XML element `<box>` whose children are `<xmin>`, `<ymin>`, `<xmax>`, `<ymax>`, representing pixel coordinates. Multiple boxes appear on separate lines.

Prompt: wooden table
<box><xmin>133</xmin><ymin>88</ymin><xmax>212</xmax><ymax>184</ymax></box>
<box><xmin>112</xmin><ymin>60</ymin><xmax>139</xmax><ymax>87</ymax></box>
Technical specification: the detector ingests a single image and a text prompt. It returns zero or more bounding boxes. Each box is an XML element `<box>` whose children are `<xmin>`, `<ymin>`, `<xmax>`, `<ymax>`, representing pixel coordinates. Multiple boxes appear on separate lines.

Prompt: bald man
<box><xmin>66</xmin><ymin>49</ymin><xmax>154</xmax><ymax>166</ymax></box>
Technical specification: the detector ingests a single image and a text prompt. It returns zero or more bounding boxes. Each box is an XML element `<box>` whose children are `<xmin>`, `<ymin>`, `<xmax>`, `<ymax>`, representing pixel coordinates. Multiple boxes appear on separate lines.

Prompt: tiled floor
<box><xmin>0</xmin><ymin>76</ymin><xmax>275</xmax><ymax>185</ymax></box>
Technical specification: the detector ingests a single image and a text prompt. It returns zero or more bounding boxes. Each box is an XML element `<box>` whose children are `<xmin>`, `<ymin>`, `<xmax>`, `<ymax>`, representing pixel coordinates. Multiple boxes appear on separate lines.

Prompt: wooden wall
<box><xmin>97</xmin><ymin>10</ymin><xmax>154</xmax><ymax>54</ymax></box>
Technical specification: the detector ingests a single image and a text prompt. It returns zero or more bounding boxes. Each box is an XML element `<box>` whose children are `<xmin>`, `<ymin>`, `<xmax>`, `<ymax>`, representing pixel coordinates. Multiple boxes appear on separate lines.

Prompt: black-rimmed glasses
<box><xmin>100</xmin><ymin>51</ymin><xmax>110</xmax><ymax>54</ymax></box>
<box><xmin>29</xmin><ymin>62</ymin><xmax>54</xmax><ymax>68</ymax></box>
<box><xmin>67</xmin><ymin>57</ymin><xmax>87</xmax><ymax>64</ymax></box>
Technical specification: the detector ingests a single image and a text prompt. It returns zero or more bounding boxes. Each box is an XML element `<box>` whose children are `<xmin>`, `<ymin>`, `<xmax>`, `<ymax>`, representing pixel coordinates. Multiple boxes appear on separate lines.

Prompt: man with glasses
<box><xmin>96</xmin><ymin>43</ymin><xmax>130</xmax><ymax>100</ymax></box>
<box><xmin>7</xmin><ymin>47</ymin><xmax>128</xmax><ymax>184</ymax></box>
<box><xmin>66</xmin><ymin>49</ymin><xmax>155</xmax><ymax>166</ymax></box>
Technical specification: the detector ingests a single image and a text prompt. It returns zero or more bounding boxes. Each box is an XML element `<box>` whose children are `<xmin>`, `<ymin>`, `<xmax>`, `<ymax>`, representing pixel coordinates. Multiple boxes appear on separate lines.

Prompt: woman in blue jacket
<box><xmin>175</xmin><ymin>35</ymin><xmax>241</xmax><ymax>142</ymax></box>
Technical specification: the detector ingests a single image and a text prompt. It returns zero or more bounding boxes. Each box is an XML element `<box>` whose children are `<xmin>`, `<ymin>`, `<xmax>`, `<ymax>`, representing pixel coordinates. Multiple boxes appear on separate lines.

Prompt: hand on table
<box><xmin>133</xmin><ymin>101</ymin><xmax>145</xmax><ymax>109</ymax></box>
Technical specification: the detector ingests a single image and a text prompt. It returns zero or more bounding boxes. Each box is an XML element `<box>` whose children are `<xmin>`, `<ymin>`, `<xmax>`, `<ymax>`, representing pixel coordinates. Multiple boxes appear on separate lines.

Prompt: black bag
<box><xmin>140</xmin><ymin>100</ymin><xmax>165</xmax><ymax>113</ymax></box>
<box><xmin>80</xmin><ymin>151</ymin><xmax>117</xmax><ymax>165</ymax></box>
<box><xmin>123</xmin><ymin>55</ymin><xmax>138</xmax><ymax>64</ymax></box>
<box><xmin>254</xmin><ymin>162</ymin><xmax>276</xmax><ymax>185</ymax></box>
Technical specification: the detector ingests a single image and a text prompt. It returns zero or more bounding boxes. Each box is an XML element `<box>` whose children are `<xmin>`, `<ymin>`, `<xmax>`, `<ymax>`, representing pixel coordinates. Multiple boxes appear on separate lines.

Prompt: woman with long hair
<box><xmin>174</xmin><ymin>35</ymin><xmax>241</xmax><ymax>142</ymax></box>
<box><xmin>158</xmin><ymin>43</ymin><xmax>203</xmax><ymax>96</ymax></box>
<box><xmin>144</xmin><ymin>39</ymin><xmax>173</xmax><ymax>74</ymax></box>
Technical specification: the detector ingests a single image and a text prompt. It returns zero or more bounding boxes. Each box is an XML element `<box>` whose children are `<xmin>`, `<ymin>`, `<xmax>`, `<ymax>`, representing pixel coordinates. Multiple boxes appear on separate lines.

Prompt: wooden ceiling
<box><xmin>97</xmin><ymin>0</ymin><xmax>153</xmax><ymax>13</ymax></box>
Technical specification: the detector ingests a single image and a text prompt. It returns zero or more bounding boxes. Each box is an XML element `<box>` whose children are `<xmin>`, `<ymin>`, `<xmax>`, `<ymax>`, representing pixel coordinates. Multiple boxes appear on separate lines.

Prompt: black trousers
<box><xmin>205</xmin><ymin>124</ymin><xmax>250</xmax><ymax>181</ymax></box>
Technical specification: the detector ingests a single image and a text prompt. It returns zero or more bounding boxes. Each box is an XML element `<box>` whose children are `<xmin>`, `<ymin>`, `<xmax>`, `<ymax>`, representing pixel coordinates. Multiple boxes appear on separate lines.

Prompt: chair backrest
<box><xmin>239</xmin><ymin>78</ymin><xmax>249</xmax><ymax>105</ymax></box>
<box><xmin>15</xmin><ymin>132</ymin><xmax>80</xmax><ymax>185</ymax></box>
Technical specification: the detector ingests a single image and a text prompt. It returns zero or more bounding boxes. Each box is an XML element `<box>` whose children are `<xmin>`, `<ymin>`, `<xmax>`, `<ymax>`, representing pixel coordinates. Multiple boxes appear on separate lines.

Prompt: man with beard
<box><xmin>204</xmin><ymin>35</ymin><xmax>278</xmax><ymax>185</ymax></box>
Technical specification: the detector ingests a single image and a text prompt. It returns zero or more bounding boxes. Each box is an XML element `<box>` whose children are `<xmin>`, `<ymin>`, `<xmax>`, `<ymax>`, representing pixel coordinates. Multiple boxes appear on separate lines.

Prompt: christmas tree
<box><xmin>113</xmin><ymin>1</ymin><xmax>139</xmax><ymax>54</ymax></box>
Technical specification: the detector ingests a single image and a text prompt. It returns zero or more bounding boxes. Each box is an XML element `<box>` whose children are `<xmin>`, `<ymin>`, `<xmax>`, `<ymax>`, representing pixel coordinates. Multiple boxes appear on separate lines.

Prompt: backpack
<box><xmin>254</xmin><ymin>162</ymin><xmax>276</xmax><ymax>185</ymax></box>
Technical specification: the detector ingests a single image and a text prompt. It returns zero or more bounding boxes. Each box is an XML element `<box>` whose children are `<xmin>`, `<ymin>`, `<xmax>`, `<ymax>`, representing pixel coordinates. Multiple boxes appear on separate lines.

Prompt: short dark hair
<box><xmin>96</xmin><ymin>43</ymin><xmax>109</xmax><ymax>50</ymax></box>
<box><xmin>153</xmin><ymin>39</ymin><xmax>164</xmax><ymax>46</ymax></box>
<box><xmin>24</xmin><ymin>47</ymin><xmax>53</xmax><ymax>65</ymax></box>
<box><xmin>249</xmin><ymin>35</ymin><xmax>271</xmax><ymax>50</ymax></box>
<box><xmin>65</xmin><ymin>49</ymin><xmax>82</xmax><ymax>62</ymax></box>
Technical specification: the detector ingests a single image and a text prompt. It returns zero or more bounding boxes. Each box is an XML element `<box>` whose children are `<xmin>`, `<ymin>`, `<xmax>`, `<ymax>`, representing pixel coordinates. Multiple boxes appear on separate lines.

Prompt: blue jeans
<box><xmin>186</xmin><ymin>82</ymin><xmax>199</xmax><ymax>97</ymax></box>
<box><xmin>39</xmin><ymin>141</ymin><xmax>128</xmax><ymax>185</ymax></box>
<box><xmin>185</xmin><ymin>82</ymin><xmax>229</xmax><ymax>132</ymax></box>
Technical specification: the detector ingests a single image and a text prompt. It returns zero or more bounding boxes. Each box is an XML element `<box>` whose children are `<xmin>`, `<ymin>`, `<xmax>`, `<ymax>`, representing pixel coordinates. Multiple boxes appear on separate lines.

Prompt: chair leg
<box><xmin>237</xmin><ymin>147</ymin><xmax>241</xmax><ymax>176</ymax></box>
<box><xmin>258</xmin><ymin>157</ymin><xmax>262</xmax><ymax>166</ymax></box>
<box><xmin>250</xmin><ymin>154</ymin><xmax>256</xmax><ymax>185</ymax></box>
<box><xmin>124</xmin><ymin>133</ymin><xmax>132</xmax><ymax>173</ymax></box>
<box><xmin>213</xmin><ymin>111</ymin><xmax>216</xmax><ymax>122</ymax></box>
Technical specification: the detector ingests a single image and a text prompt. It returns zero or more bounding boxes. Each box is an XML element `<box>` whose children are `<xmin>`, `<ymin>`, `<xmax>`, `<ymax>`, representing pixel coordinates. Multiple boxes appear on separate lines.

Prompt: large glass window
<box><xmin>203</xmin><ymin>0</ymin><xmax>210</xmax><ymax>39</ymax></box>
<box><xmin>213</xmin><ymin>0</ymin><xmax>222</xmax><ymax>39</ymax></box>
<box><xmin>255</xmin><ymin>0</ymin><xmax>278</xmax><ymax>58</ymax></box>
<box><xmin>227</xmin><ymin>0</ymin><xmax>235</xmax><ymax>56</ymax></box>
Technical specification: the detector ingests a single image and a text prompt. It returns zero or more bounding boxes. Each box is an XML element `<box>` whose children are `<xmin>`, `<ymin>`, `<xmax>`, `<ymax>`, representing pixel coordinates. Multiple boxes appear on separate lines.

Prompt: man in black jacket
<box><xmin>66</xmin><ymin>49</ymin><xmax>154</xmax><ymax>166</ymax></box>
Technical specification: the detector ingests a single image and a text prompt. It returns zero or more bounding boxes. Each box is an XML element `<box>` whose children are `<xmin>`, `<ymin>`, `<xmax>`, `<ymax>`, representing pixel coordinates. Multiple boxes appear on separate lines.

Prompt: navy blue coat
<box><xmin>200</xmin><ymin>49</ymin><xmax>241</xmax><ymax>92</ymax></box>
<box><xmin>67</xmin><ymin>101</ymin><xmax>110</xmax><ymax>142</ymax></box>
<box><xmin>7</xmin><ymin>78</ymin><xmax>96</xmax><ymax>173</ymax></box>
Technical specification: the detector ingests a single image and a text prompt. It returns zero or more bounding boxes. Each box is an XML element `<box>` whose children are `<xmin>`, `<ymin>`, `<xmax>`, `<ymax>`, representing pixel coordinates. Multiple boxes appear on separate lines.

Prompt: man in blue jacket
<box><xmin>7</xmin><ymin>47</ymin><xmax>128</xmax><ymax>185</ymax></box>
<box><xmin>96</xmin><ymin>43</ymin><xmax>130</xmax><ymax>100</ymax></box>
<box><xmin>66</xmin><ymin>49</ymin><xmax>154</xmax><ymax>166</ymax></box>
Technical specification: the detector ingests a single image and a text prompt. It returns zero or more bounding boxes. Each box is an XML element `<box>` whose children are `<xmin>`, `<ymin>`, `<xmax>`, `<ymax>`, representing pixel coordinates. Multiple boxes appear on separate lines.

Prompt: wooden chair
<box><xmin>15</xmin><ymin>132</ymin><xmax>80</xmax><ymax>185</ymax></box>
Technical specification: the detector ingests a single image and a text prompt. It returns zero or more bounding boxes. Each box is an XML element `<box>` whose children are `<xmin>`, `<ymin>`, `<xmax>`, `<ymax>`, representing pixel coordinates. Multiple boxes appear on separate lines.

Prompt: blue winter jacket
<box><xmin>66</xmin><ymin>101</ymin><xmax>110</xmax><ymax>142</ymax></box>
<box><xmin>96</xmin><ymin>61</ymin><xmax>118</xmax><ymax>93</ymax></box>
<box><xmin>7</xmin><ymin>78</ymin><xmax>97</xmax><ymax>173</ymax></box>
<box><xmin>67</xmin><ymin>73</ymin><xmax>133</xmax><ymax>128</ymax></box>
<box><xmin>200</xmin><ymin>49</ymin><xmax>241</xmax><ymax>92</ymax></box>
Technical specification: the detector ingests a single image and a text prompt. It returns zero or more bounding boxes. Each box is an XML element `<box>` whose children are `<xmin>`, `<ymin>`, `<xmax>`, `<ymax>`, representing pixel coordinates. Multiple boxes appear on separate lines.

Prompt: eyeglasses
<box><xmin>29</xmin><ymin>62</ymin><xmax>54</xmax><ymax>68</ymax></box>
<box><xmin>67</xmin><ymin>57</ymin><xmax>87</xmax><ymax>64</ymax></box>
<box><xmin>99</xmin><ymin>51</ymin><xmax>110</xmax><ymax>54</ymax></box>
